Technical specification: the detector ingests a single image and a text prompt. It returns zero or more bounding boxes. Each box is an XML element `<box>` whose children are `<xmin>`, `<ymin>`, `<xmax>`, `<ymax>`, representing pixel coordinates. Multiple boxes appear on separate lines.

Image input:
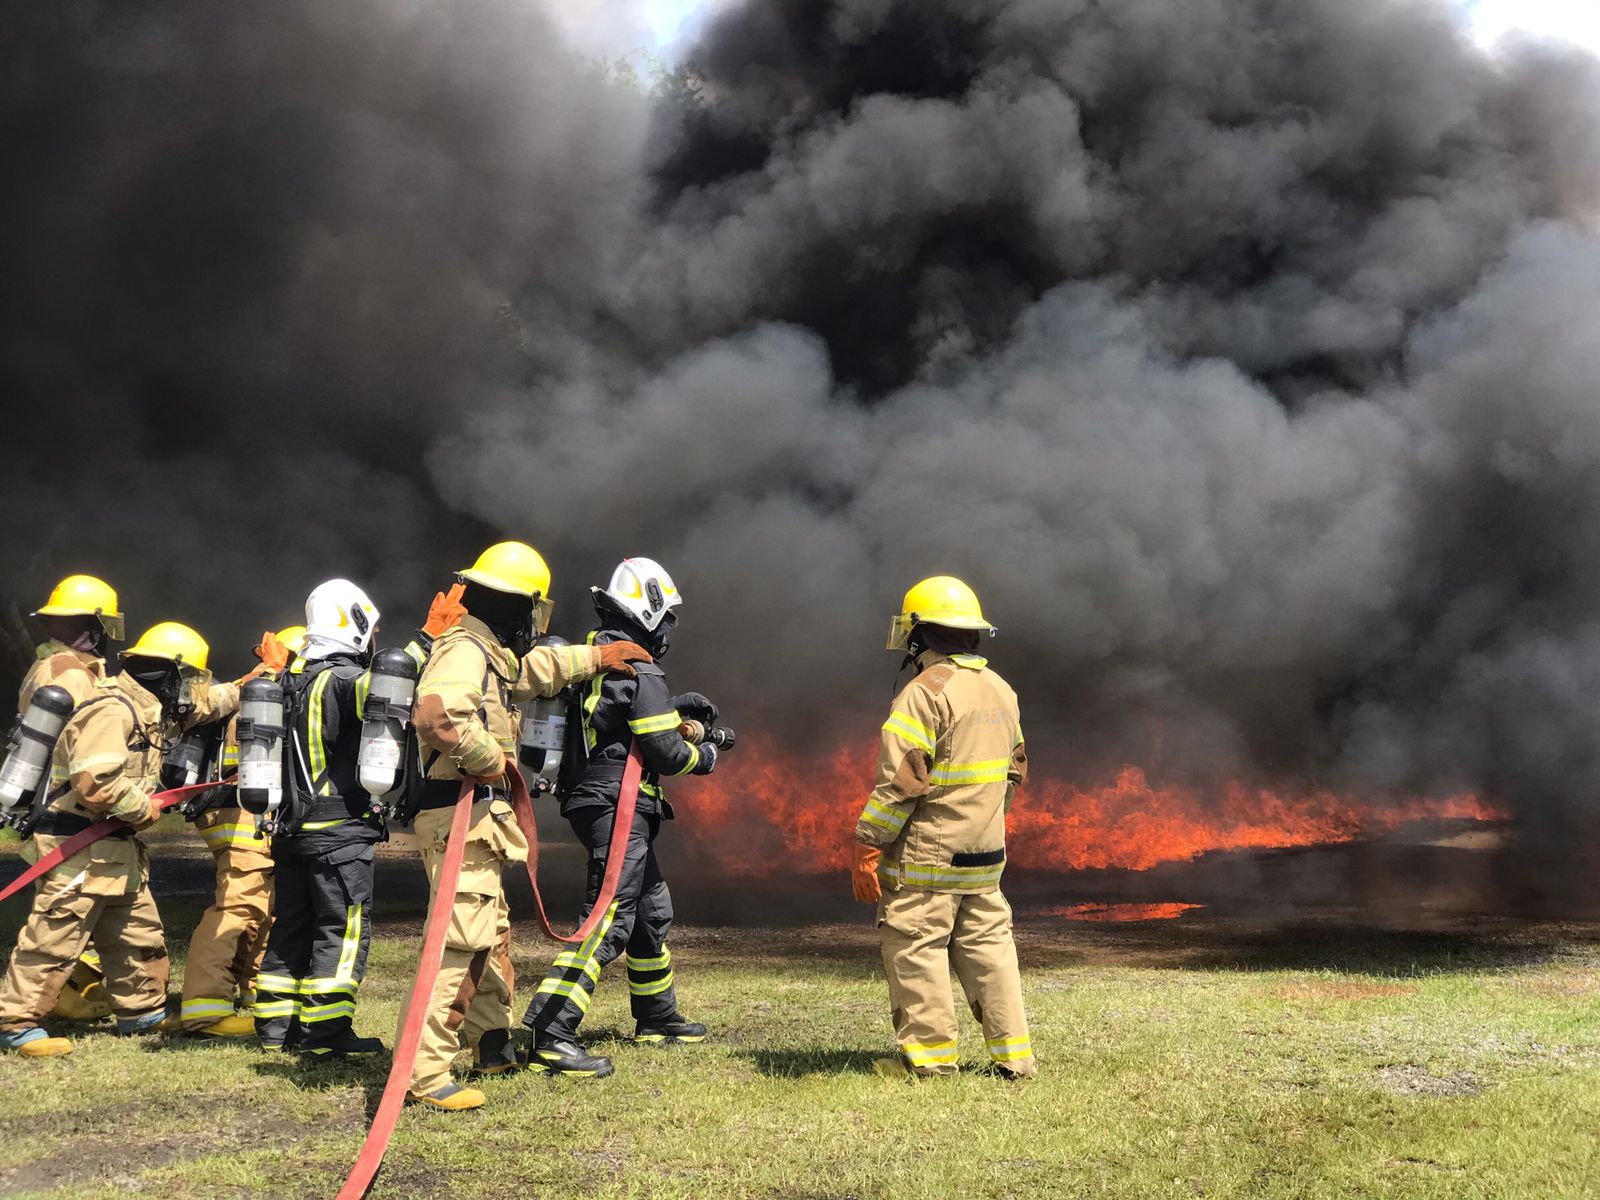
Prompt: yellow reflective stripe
<box><xmin>68</xmin><ymin>752</ymin><xmax>127</xmax><ymax>772</ymax></box>
<box><xmin>551</xmin><ymin>952</ymin><xmax>602</xmax><ymax>983</ymax></box>
<box><xmin>629</xmin><ymin>973</ymin><xmax>674</xmax><ymax>996</ymax></box>
<box><xmin>307</xmin><ymin>670</ymin><xmax>334</xmax><ymax>791</ymax></box>
<box><xmin>354</xmin><ymin>672</ymin><xmax>371</xmax><ymax>720</ymax></box>
<box><xmin>198</xmin><ymin>822</ymin><xmax>258</xmax><ymax>844</ymax></box>
<box><xmin>257</xmin><ymin>974</ymin><xmax>301</xmax><ymax>994</ymax></box>
<box><xmin>986</xmin><ymin>1035</ymin><xmax>1033</xmax><ymax>1061</ymax></box>
<box><xmin>628</xmin><ymin>711</ymin><xmax>681</xmax><ymax>736</ymax></box>
<box><xmin>890</xmin><ymin>861</ymin><xmax>1006</xmax><ymax>888</ymax></box>
<box><xmin>673</xmin><ymin>742</ymin><xmax>700</xmax><ymax>776</ymax></box>
<box><xmin>859</xmin><ymin>797</ymin><xmax>911</xmax><ymax>834</ymax></box>
<box><xmin>950</xmin><ymin>654</ymin><xmax>988</xmax><ymax>669</ymax></box>
<box><xmin>882</xmin><ymin>712</ymin><xmax>935</xmax><ymax>753</ymax></box>
<box><xmin>640</xmin><ymin>781</ymin><xmax>663</xmax><ymax>799</ymax></box>
<box><xmin>928</xmin><ymin>758</ymin><xmax>1011</xmax><ymax>786</ymax></box>
<box><xmin>583</xmin><ymin>673</ymin><xmax>604</xmax><ymax>750</ymax></box>
<box><xmin>405</xmin><ymin>642</ymin><xmax>427</xmax><ymax>668</ymax></box>
<box><xmin>625</xmin><ymin>949</ymin><xmax>670</xmax><ymax>971</ymax></box>
<box><xmin>221</xmin><ymin>747</ymin><xmax>240</xmax><ymax>768</ymax></box>
<box><xmin>78</xmin><ymin>949</ymin><xmax>101</xmax><ymax>970</ymax></box>
<box><xmin>902</xmin><ymin>1041</ymin><xmax>959</xmax><ymax>1065</ymax></box>
<box><xmin>564</xmin><ymin>645</ymin><xmax>584</xmax><ymax>676</ymax></box>
<box><xmin>534</xmin><ymin>979</ymin><xmax>592</xmax><ymax>1012</ymax></box>
<box><xmin>299</xmin><ymin>1001</ymin><xmax>357</xmax><ymax>1022</ymax></box>
<box><xmin>180</xmin><ymin>998</ymin><xmax>235</xmax><ymax>1019</ymax></box>
<box><xmin>254</xmin><ymin>999</ymin><xmax>299</xmax><ymax>1018</ymax></box>
<box><xmin>1012</xmin><ymin>725</ymin><xmax>1024</xmax><ymax>749</ymax></box>
<box><xmin>300</xmin><ymin>819</ymin><xmax>343</xmax><ymax>831</ymax></box>
<box><xmin>416</xmin><ymin>675</ymin><xmax>486</xmax><ymax>695</ymax></box>
<box><xmin>335</xmin><ymin>903</ymin><xmax>363</xmax><ymax>983</ymax></box>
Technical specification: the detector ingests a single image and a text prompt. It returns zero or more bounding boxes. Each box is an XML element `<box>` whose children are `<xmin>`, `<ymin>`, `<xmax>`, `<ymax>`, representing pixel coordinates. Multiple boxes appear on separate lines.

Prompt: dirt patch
<box><xmin>1509</xmin><ymin>974</ymin><xmax>1600</xmax><ymax>999</ymax></box>
<box><xmin>1270</xmin><ymin>981</ymin><xmax>1418</xmax><ymax>1001</ymax></box>
<box><xmin>1374</xmin><ymin>1064</ymin><xmax>1482</xmax><ymax>1097</ymax></box>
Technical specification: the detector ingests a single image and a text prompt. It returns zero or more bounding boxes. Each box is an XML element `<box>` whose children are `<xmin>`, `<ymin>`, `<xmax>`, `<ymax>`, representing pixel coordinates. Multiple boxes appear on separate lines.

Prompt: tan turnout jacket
<box><xmin>32</xmin><ymin>673</ymin><xmax>239</xmax><ymax>897</ymax></box>
<box><xmin>854</xmin><ymin>652</ymin><xmax>1027</xmax><ymax>893</ymax></box>
<box><xmin>20</xmin><ymin>642</ymin><xmax>104</xmax><ymax>709</ymax></box>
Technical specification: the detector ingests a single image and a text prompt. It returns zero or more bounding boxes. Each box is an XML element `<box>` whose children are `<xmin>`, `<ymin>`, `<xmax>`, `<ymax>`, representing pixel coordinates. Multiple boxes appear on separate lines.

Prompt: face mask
<box><xmin>128</xmin><ymin>663</ymin><xmax>182</xmax><ymax>718</ymax></box>
<box><xmin>651</xmin><ymin>612</ymin><xmax>677</xmax><ymax>659</ymax></box>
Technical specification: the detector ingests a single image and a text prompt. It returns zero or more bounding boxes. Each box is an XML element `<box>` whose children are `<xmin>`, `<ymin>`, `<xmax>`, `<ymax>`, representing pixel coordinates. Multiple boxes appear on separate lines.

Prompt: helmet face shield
<box><xmin>885</xmin><ymin>615</ymin><xmax>911</xmax><ymax>651</ymax></box>
<box><xmin>97</xmin><ymin>611</ymin><xmax>126</xmax><ymax>642</ymax></box>
<box><xmin>176</xmin><ymin>663</ymin><xmax>211</xmax><ymax>715</ymax></box>
<box><xmin>532</xmin><ymin>597</ymin><xmax>555</xmax><ymax>637</ymax></box>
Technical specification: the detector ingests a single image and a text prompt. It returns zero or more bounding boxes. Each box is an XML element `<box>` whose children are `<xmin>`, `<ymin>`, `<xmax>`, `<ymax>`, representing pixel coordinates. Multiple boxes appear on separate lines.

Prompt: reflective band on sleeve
<box><xmin>68</xmin><ymin>753</ymin><xmax>128</xmax><ymax>773</ymax></box>
<box><xmin>928</xmin><ymin>758</ymin><xmax>1011</xmax><ymax>786</ymax></box>
<box><xmin>859</xmin><ymin>797</ymin><xmax>912</xmax><ymax>834</ymax></box>
<box><xmin>902</xmin><ymin>1040</ymin><xmax>959</xmax><ymax>1066</ymax></box>
<box><xmin>565</xmin><ymin>645</ymin><xmax>585</xmax><ymax>676</ymax></box>
<box><xmin>673</xmin><ymin>742</ymin><xmax>700</xmax><ymax>776</ymax></box>
<box><xmin>882</xmin><ymin>712</ymin><xmax>935</xmax><ymax>753</ymax></box>
<box><xmin>628</xmin><ymin>711</ymin><xmax>682</xmax><ymax>736</ymax></box>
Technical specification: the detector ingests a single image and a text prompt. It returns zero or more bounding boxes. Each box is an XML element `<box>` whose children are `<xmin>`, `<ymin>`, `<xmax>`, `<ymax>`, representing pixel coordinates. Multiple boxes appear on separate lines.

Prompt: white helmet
<box><xmin>303</xmin><ymin>578</ymin><xmax>380</xmax><ymax>657</ymax></box>
<box><xmin>593</xmin><ymin>557</ymin><xmax>681</xmax><ymax>633</ymax></box>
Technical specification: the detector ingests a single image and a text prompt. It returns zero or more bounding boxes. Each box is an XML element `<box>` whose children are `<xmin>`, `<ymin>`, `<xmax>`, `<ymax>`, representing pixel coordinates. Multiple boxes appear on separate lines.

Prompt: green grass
<box><xmin>0</xmin><ymin>835</ymin><xmax>1597</xmax><ymax>1198</ymax></box>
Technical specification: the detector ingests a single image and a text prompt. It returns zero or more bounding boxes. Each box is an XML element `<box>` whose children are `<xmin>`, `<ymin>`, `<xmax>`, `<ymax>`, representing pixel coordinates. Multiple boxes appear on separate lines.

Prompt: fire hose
<box><xmin>0</xmin><ymin>779</ymin><xmax>226</xmax><ymax>904</ymax></box>
<box><xmin>336</xmin><ymin>741</ymin><xmax>645</xmax><ymax>1198</ymax></box>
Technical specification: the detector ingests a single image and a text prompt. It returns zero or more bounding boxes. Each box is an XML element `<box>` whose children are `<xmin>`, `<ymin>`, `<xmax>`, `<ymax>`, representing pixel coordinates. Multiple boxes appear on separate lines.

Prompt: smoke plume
<box><xmin>5</xmin><ymin>0</ymin><xmax>1600</xmax><ymax>892</ymax></box>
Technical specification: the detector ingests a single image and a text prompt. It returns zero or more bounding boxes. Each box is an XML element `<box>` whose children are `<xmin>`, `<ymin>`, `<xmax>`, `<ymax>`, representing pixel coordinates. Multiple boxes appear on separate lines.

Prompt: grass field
<box><xmin>0</xmin><ymin>829</ymin><xmax>1598</xmax><ymax>1199</ymax></box>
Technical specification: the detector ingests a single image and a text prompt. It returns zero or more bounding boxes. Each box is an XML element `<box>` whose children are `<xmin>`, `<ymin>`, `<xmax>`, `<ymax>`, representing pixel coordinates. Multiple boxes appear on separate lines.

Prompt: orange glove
<box><xmin>423</xmin><ymin>583</ymin><xmax>468</xmax><ymax>639</ymax></box>
<box><xmin>254</xmin><ymin>630</ymin><xmax>291</xmax><ymax>672</ymax></box>
<box><xmin>232</xmin><ymin>664</ymin><xmax>267</xmax><ymax>687</ymax></box>
<box><xmin>596</xmin><ymin>641</ymin><xmax>653</xmax><ymax>677</ymax></box>
<box><xmin>852</xmin><ymin>844</ymin><xmax>882</xmax><ymax>904</ymax></box>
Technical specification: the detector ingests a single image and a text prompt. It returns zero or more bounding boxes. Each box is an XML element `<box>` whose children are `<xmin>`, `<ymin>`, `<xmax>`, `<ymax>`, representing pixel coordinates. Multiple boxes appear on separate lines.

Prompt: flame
<box><xmin>675</xmin><ymin>734</ymin><xmax>1509</xmax><ymax>878</ymax></box>
<box><xmin>1046</xmin><ymin>902</ymin><xmax>1204</xmax><ymax>922</ymax></box>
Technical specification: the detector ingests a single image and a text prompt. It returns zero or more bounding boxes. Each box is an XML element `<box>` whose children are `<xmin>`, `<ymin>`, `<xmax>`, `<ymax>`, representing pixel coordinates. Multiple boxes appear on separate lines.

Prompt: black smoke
<box><xmin>5</xmin><ymin>0</ymin><xmax>1600</xmax><ymax>896</ymax></box>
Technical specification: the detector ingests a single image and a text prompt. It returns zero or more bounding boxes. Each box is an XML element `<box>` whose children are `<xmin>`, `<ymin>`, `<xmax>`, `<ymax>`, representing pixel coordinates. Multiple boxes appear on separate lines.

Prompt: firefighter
<box><xmin>20</xmin><ymin>574</ymin><xmax>127</xmax><ymax>1024</ymax></box>
<box><xmin>176</xmin><ymin>625</ymin><xmax>307</xmax><ymax>1037</ymax></box>
<box><xmin>851</xmin><ymin>577</ymin><xmax>1036</xmax><ymax>1080</ymax></box>
<box><xmin>0</xmin><ymin>622</ymin><xmax>240</xmax><ymax>1056</ymax></box>
<box><xmin>401</xmin><ymin>541</ymin><xmax>652</xmax><ymax>1112</ymax></box>
<box><xmin>522</xmin><ymin>556</ymin><xmax>720</xmax><ymax>1080</ymax></box>
<box><xmin>254</xmin><ymin>583</ymin><xmax>459</xmax><ymax>1057</ymax></box>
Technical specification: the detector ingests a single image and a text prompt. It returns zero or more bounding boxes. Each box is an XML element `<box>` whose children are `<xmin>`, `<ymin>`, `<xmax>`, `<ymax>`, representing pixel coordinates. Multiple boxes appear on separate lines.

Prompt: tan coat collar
<box><xmin>36</xmin><ymin>640</ymin><xmax>105</xmax><ymax>679</ymax></box>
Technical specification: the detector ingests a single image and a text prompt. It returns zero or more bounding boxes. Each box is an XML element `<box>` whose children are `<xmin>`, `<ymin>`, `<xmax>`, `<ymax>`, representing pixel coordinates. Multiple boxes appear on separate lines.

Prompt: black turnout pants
<box><xmin>254</xmin><ymin>845</ymin><xmax>374</xmax><ymax>1051</ymax></box>
<box><xmin>523</xmin><ymin>807</ymin><xmax>676</xmax><ymax>1041</ymax></box>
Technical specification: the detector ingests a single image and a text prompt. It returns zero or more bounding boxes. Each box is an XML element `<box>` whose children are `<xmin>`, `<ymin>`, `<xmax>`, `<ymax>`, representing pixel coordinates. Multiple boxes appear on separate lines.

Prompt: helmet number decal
<box><xmin>645</xmin><ymin>579</ymin><xmax>664</xmax><ymax>613</ymax></box>
<box><xmin>351</xmin><ymin>605</ymin><xmax>370</xmax><ymax>636</ymax></box>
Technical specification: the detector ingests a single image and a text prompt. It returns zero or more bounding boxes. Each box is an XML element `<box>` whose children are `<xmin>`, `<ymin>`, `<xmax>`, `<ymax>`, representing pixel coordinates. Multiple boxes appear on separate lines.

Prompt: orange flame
<box><xmin>675</xmin><ymin>734</ymin><xmax>1508</xmax><ymax>877</ymax></box>
<box><xmin>1047</xmin><ymin>902</ymin><xmax>1204</xmax><ymax>922</ymax></box>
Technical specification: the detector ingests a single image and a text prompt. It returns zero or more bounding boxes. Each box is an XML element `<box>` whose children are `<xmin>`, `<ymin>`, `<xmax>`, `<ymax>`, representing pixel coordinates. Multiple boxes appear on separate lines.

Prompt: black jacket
<box><xmin>279</xmin><ymin>652</ymin><xmax>384</xmax><ymax>855</ymax></box>
<box><xmin>561</xmin><ymin>624</ymin><xmax>707</xmax><ymax>820</ymax></box>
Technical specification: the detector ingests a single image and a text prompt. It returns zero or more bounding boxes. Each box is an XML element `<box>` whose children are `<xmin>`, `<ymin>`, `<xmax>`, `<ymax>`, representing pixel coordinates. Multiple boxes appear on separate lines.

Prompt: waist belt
<box><xmin>32</xmin><ymin>810</ymin><xmax>133</xmax><ymax>839</ymax></box>
<box><xmin>419</xmin><ymin>779</ymin><xmax>503</xmax><ymax>811</ymax></box>
<box><xmin>305</xmin><ymin>795</ymin><xmax>364</xmax><ymax>824</ymax></box>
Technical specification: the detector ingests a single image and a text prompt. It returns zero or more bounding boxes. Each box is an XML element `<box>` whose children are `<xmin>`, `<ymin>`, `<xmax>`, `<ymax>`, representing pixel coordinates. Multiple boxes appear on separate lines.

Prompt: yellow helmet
<box><xmin>886</xmin><ymin>576</ymin><xmax>996</xmax><ymax>650</ymax></box>
<box><xmin>458</xmin><ymin>541</ymin><xmax>552</xmax><ymax>599</ymax></box>
<box><xmin>34</xmin><ymin>574</ymin><xmax>125</xmax><ymax>641</ymax></box>
<box><xmin>124</xmin><ymin>621</ymin><xmax>211</xmax><ymax>673</ymax></box>
<box><xmin>275</xmin><ymin>625</ymin><xmax>308</xmax><ymax>654</ymax></box>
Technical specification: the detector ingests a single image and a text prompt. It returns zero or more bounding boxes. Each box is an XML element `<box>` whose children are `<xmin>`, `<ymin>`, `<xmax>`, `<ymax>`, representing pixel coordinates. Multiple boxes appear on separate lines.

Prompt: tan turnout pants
<box><xmin>0</xmin><ymin>883</ymin><xmax>169</xmax><ymax>1028</ymax></box>
<box><xmin>399</xmin><ymin>802</ymin><xmax>517</xmax><ymax>1096</ymax></box>
<box><xmin>877</xmin><ymin>887</ymin><xmax>1036</xmax><ymax>1076</ymax></box>
<box><xmin>180</xmin><ymin>807</ymin><xmax>275</xmax><ymax>1028</ymax></box>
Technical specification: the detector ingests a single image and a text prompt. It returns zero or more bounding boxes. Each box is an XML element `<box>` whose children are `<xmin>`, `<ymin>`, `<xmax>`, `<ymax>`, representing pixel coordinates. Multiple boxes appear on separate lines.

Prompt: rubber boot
<box><xmin>532</xmin><ymin>1037</ymin><xmax>614</xmax><ymax>1078</ymax></box>
<box><xmin>469</xmin><ymin>1028</ymin><xmax>523</xmax><ymax>1078</ymax></box>
<box><xmin>116</xmin><ymin>1008</ymin><xmax>169</xmax><ymax>1036</ymax></box>
<box><xmin>301</xmin><ymin>1031</ymin><xmax>385</xmax><ymax>1060</ymax></box>
<box><xmin>408</xmin><ymin>1082</ymin><xmax>485</xmax><ymax>1112</ymax></box>
<box><xmin>50</xmin><ymin>979</ymin><xmax>113</xmax><ymax>1022</ymax></box>
<box><xmin>194</xmin><ymin>1014</ymin><xmax>257</xmax><ymax>1038</ymax></box>
<box><xmin>0</xmin><ymin>1027</ymin><xmax>73</xmax><ymax>1058</ymax></box>
<box><xmin>633</xmin><ymin>1014</ymin><xmax>707</xmax><ymax>1045</ymax></box>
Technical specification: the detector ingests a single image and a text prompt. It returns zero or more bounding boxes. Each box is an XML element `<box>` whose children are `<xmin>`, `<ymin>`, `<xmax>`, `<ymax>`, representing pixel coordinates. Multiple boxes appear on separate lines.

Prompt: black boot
<box><xmin>469</xmin><ymin>1028</ymin><xmax>523</xmax><ymax>1078</ymax></box>
<box><xmin>301</xmin><ymin>1030</ymin><xmax>386</xmax><ymax>1059</ymax></box>
<box><xmin>532</xmin><ymin>1036</ymin><xmax>614</xmax><ymax>1078</ymax></box>
<box><xmin>633</xmin><ymin>1015</ymin><xmax>707</xmax><ymax>1045</ymax></box>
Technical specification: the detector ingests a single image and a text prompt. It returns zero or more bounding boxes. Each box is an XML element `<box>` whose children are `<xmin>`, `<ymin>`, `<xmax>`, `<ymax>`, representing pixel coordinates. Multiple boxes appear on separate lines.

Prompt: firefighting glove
<box><xmin>852</xmin><ymin>844</ymin><xmax>883</xmax><ymax>904</ymax></box>
<box><xmin>423</xmin><ymin>583</ymin><xmax>468</xmax><ymax>639</ymax></box>
<box><xmin>670</xmin><ymin>692</ymin><xmax>719</xmax><ymax>726</ymax></box>
<box><xmin>126</xmin><ymin>793</ymin><xmax>166</xmax><ymax>831</ymax></box>
<box><xmin>253</xmin><ymin>631</ymin><xmax>291</xmax><ymax>672</ymax></box>
<box><xmin>692</xmin><ymin>742</ymin><xmax>718</xmax><ymax>775</ymax></box>
<box><xmin>596</xmin><ymin>641</ymin><xmax>653</xmax><ymax>677</ymax></box>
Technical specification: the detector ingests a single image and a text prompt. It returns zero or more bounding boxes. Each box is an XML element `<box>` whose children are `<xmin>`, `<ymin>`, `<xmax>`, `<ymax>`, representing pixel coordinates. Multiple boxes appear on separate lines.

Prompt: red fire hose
<box><xmin>0</xmin><ymin>779</ymin><xmax>225</xmax><ymax>904</ymax></box>
<box><xmin>336</xmin><ymin>742</ymin><xmax>645</xmax><ymax>1197</ymax></box>
<box><xmin>511</xmin><ymin>740</ymin><xmax>643</xmax><ymax>944</ymax></box>
<box><xmin>336</xmin><ymin>780</ymin><xmax>474</xmax><ymax>1200</ymax></box>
